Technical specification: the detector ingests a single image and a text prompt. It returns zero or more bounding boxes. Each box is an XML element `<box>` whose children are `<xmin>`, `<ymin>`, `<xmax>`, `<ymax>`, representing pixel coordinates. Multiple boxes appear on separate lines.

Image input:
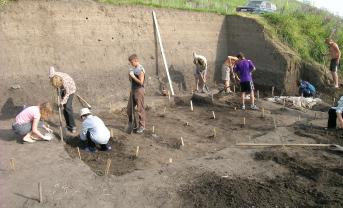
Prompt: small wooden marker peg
<box><xmin>233</xmin><ymin>85</ymin><xmax>236</xmax><ymax>93</ymax></box>
<box><xmin>163</xmin><ymin>107</ymin><xmax>166</xmax><ymax>113</ymax></box>
<box><xmin>169</xmin><ymin>158</ymin><xmax>173</xmax><ymax>163</ymax></box>
<box><xmin>105</xmin><ymin>159</ymin><xmax>112</xmax><ymax>176</ymax></box>
<box><xmin>38</xmin><ymin>182</ymin><xmax>43</xmax><ymax>203</ymax></box>
<box><xmin>243</xmin><ymin>117</ymin><xmax>246</xmax><ymax>126</ymax></box>
<box><xmin>168</xmin><ymin>91</ymin><xmax>171</xmax><ymax>101</ymax></box>
<box><xmin>262</xmin><ymin>107</ymin><xmax>265</xmax><ymax>118</ymax></box>
<box><xmin>272</xmin><ymin>86</ymin><xmax>275</xmax><ymax>97</ymax></box>
<box><xmin>110</xmin><ymin>128</ymin><xmax>113</xmax><ymax>138</ymax></box>
<box><xmin>298</xmin><ymin>115</ymin><xmax>301</xmax><ymax>121</ymax></box>
<box><xmin>234</xmin><ymin>107</ymin><xmax>237</xmax><ymax>111</ymax></box>
<box><xmin>152</xmin><ymin>125</ymin><xmax>155</xmax><ymax>134</ymax></box>
<box><xmin>257</xmin><ymin>90</ymin><xmax>260</xmax><ymax>100</ymax></box>
<box><xmin>333</xmin><ymin>97</ymin><xmax>336</xmax><ymax>106</ymax></box>
<box><xmin>135</xmin><ymin>146</ymin><xmax>140</xmax><ymax>157</ymax></box>
<box><xmin>283</xmin><ymin>99</ymin><xmax>286</xmax><ymax>108</ymax></box>
<box><xmin>9</xmin><ymin>158</ymin><xmax>15</xmax><ymax>171</ymax></box>
<box><xmin>77</xmin><ymin>147</ymin><xmax>81</xmax><ymax>160</ymax></box>
<box><xmin>212</xmin><ymin>111</ymin><xmax>216</xmax><ymax>119</ymax></box>
<box><xmin>213</xmin><ymin>128</ymin><xmax>217</xmax><ymax>137</ymax></box>
<box><xmin>190</xmin><ymin>100</ymin><xmax>194</xmax><ymax>112</ymax></box>
<box><xmin>180</xmin><ymin>137</ymin><xmax>184</xmax><ymax>146</ymax></box>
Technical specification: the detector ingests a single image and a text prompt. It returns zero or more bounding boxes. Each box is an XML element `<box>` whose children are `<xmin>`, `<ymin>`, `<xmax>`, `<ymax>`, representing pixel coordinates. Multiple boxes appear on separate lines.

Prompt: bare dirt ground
<box><xmin>1</xmin><ymin>93</ymin><xmax>342</xmax><ymax>208</ymax></box>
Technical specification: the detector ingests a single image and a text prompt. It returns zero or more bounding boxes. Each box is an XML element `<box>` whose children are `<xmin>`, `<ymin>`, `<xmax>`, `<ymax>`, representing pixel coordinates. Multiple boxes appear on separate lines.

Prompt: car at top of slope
<box><xmin>236</xmin><ymin>1</ymin><xmax>277</xmax><ymax>13</ymax></box>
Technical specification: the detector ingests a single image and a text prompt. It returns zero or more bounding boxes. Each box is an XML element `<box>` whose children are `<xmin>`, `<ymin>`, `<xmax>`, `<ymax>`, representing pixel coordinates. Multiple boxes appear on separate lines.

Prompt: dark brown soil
<box><xmin>65</xmin><ymin>136</ymin><xmax>137</xmax><ymax>176</ymax></box>
<box><xmin>180</xmin><ymin>149</ymin><xmax>343</xmax><ymax>208</ymax></box>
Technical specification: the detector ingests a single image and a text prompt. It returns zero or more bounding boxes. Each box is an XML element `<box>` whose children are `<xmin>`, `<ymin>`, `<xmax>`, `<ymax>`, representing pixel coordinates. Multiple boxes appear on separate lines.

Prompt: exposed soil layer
<box><xmin>180</xmin><ymin>149</ymin><xmax>343</xmax><ymax>208</ymax></box>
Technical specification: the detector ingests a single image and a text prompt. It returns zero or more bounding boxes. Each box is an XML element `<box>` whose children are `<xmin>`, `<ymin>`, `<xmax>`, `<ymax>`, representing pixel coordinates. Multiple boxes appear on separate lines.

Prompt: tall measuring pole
<box><xmin>152</xmin><ymin>10</ymin><xmax>175</xmax><ymax>96</ymax></box>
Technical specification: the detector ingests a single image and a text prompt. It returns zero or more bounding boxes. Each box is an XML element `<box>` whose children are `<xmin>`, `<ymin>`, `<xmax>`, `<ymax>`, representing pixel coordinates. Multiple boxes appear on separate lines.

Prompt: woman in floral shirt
<box><xmin>49</xmin><ymin>66</ymin><xmax>77</xmax><ymax>133</ymax></box>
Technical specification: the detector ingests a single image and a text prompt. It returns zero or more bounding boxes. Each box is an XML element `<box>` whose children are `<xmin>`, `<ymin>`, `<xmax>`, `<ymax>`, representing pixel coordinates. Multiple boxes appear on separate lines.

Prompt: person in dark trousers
<box><xmin>328</xmin><ymin>96</ymin><xmax>343</xmax><ymax>129</ymax></box>
<box><xmin>298</xmin><ymin>80</ymin><xmax>316</xmax><ymax>97</ymax></box>
<box><xmin>49</xmin><ymin>66</ymin><xmax>77</xmax><ymax>133</ymax></box>
<box><xmin>127</xmin><ymin>54</ymin><xmax>146</xmax><ymax>134</ymax></box>
<box><xmin>79</xmin><ymin>108</ymin><xmax>111</xmax><ymax>152</ymax></box>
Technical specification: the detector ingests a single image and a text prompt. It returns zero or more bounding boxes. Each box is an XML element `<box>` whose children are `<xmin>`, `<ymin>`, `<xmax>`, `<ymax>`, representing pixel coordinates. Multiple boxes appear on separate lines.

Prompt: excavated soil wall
<box><xmin>0</xmin><ymin>0</ymin><xmax>301</xmax><ymax>112</ymax></box>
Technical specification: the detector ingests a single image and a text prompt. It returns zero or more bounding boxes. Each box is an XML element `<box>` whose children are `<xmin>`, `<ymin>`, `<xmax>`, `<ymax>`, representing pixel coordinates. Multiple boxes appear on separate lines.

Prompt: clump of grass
<box><xmin>263</xmin><ymin>4</ymin><xmax>343</xmax><ymax>67</ymax></box>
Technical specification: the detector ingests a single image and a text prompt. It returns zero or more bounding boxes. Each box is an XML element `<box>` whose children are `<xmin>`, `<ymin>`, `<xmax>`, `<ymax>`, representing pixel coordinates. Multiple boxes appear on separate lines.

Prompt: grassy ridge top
<box><xmin>98</xmin><ymin>0</ymin><xmax>343</xmax><ymax>68</ymax></box>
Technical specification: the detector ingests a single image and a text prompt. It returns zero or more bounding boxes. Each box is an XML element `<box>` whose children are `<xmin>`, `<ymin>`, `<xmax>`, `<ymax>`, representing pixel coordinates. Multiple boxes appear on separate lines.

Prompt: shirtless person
<box><xmin>325</xmin><ymin>38</ymin><xmax>341</xmax><ymax>88</ymax></box>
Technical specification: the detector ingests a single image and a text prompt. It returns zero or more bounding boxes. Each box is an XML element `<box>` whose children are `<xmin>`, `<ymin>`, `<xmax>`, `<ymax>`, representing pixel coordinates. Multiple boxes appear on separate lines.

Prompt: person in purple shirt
<box><xmin>234</xmin><ymin>52</ymin><xmax>258</xmax><ymax>110</ymax></box>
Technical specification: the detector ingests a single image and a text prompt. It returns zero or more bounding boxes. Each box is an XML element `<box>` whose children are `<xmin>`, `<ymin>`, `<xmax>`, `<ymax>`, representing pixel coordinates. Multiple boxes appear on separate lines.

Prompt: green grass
<box><xmin>97</xmin><ymin>0</ymin><xmax>246</xmax><ymax>14</ymax></box>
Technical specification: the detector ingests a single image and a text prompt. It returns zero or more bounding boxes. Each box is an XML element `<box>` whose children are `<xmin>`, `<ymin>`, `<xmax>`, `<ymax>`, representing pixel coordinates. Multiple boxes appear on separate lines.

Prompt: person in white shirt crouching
<box><xmin>79</xmin><ymin>108</ymin><xmax>111</xmax><ymax>152</ymax></box>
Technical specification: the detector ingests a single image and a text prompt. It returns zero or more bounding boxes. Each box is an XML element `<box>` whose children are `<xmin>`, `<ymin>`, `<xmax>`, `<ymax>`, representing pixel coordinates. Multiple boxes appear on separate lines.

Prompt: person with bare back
<box><xmin>325</xmin><ymin>38</ymin><xmax>341</xmax><ymax>88</ymax></box>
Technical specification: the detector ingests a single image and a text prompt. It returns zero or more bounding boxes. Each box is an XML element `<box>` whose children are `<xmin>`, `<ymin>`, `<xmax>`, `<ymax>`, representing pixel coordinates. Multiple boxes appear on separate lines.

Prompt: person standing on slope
<box><xmin>325</xmin><ymin>38</ymin><xmax>341</xmax><ymax>88</ymax></box>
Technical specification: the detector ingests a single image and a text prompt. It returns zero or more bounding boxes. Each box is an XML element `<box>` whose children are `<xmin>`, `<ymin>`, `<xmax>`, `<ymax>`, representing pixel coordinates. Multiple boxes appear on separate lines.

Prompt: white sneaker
<box><xmin>251</xmin><ymin>105</ymin><xmax>259</xmax><ymax>110</ymax></box>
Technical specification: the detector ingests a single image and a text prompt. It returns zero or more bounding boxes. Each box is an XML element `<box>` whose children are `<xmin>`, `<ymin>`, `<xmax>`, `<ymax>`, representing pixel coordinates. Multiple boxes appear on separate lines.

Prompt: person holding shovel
<box><xmin>222</xmin><ymin>56</ymin><xmax>239</xmax><ymax>93</ymax></box>
<box><xmin>79</xmin><ymin>108</ymin><xmax>111</xmax><ymax>152</ymax></box>
<box><xmin>127</xmin><ymin>54</ymin><xmax>146</xmax><ymax>134</ymax></box>
<box><xmin>12</xmin><ymin>102</ymin><xmax>54</xmax><ymax>143</ymax></box>
<box><xmin>193</xmin><ymin>52</ymin><xmax>208</xmax><ymax>93</ymax></box>
<box><xmin>49</xmin><ymin>66</ymin><xmax>77</xmax><ymax>133</ymax></box>
<box><xmin>234</xmin><ymin>52</ymin><xmax>258</xmax><ymax>110</ymax></box>
<box><xmin>325</xmin><ymin>38</ymin><xmax>341</xmax><ymax>88</ymax></box>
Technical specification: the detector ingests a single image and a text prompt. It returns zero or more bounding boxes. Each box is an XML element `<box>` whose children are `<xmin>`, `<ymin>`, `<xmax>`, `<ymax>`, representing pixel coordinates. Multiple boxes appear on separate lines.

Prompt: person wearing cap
<box><xmin>234</xmin><ymin>52</ymin><xmax>258</xmax><ymax>110</ymax></box>
<box><xmin>12</xmin><ymin>102</ymin><xmax>54</xmax><ymax>143</ymax></box>
<box><xmin>193</xmin><ymin>52</ymin><xmax>208</xmax><ymax>93</ymax></box>
<box><xmin>222</xmin><ymin>56</ymin><xmax>239</xmax><ymax>93</ymax></box>
<box><xmin>79</xmin><ymin>108</ymin><xmax>111</xmax><ymax>152</ymax></box>
<box><xmin>49</xmin><ymin>66</ymin><xmax>77</xmax><ymax>133</ymax></box>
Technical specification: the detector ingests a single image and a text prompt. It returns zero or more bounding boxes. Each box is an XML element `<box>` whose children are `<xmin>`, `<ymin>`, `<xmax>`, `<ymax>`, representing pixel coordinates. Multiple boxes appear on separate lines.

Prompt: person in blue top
<box><xmin>298</xmin><ymin>80</ymin><xmax>316</xmax><ymax>97</ymax></box>
<box><xmin>79</xmin><ymin>108</ymin><xmax>111</xmax><ymax>152</ymax></box>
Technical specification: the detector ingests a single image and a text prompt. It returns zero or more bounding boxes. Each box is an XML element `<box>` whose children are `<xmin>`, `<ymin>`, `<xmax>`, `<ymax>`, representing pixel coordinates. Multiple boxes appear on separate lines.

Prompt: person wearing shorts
<box><xmin>234</xmin><ymin>52</ymin><xmax>258</xmax><ymax>110</ymax></box>
<box><xmin>325</xmin><ymin>38</ymin><xmax>341</xmax><ymax>88</ymax></box>
<box><xmin>222</xmin><ymin>56</ymin><xmax>238</xmax><ymax>93</ymax></box>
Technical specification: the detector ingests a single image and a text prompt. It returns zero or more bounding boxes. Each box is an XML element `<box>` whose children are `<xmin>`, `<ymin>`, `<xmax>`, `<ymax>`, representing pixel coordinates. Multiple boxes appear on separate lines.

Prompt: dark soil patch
<box><xmin>180</xmin><ymin>170</ymin><xmax>343</xmax><ymax>208</ymax></box>
<box><xmin>65</xmin><ymin>136</ymin><xmax>137</xmax><ymax>176</ymax></box>
<box><xmin>294</xmin><ymin>123</ymin><xmax>343</xmax><ymax>146</ymax></box>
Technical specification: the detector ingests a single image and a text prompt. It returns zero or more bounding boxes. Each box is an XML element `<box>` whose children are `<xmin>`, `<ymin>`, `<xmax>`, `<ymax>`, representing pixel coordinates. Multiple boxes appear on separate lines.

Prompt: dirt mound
<box><xmin>180</xmin><ymin>148</ymin><xmax>343</xmax><ymax>207</ymax></box>
<box><xmin>179</xmin><ymin>172</ymin><xmax>337</xmax><ymax>207</ymax></box>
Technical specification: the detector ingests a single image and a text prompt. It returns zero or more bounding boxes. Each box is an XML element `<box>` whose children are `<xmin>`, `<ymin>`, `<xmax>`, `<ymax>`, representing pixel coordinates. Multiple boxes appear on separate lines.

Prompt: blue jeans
<box><xmin>12</xmin><ymin>121</ymin><xmax>44</xmax><ymax>136</ymax></box>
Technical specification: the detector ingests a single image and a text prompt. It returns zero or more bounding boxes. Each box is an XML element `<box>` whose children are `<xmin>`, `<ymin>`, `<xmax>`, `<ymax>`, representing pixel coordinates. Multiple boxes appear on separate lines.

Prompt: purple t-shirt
<box><xmin>234</xmin><ymin>59</ymin><xmax>255</xmax><ymax>83</ymax></box>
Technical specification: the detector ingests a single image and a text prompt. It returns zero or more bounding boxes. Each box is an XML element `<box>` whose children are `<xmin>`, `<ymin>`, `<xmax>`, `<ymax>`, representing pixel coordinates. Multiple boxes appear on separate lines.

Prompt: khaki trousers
<box><xmin>127</xmin><ymin>87</ymin><xmax>145</xmax><ymax>128</ymax></box>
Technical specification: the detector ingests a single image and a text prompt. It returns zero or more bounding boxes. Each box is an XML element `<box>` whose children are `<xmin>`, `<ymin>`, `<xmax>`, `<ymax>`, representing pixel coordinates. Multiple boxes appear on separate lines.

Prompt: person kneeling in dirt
<box><xmin>234</xmin><ymin>52</ymin><xmax>258</xmax><ymax>110</ymax></box>
<box><xmin>222</xmin><ymin>56</ymin><xmax>239</xmax><ymax>93</ymax></box>
<box><xmin>298</xmin><ymin>80</ymin><xmax>316</xmax><ymax>97</ymax></box>
<box><xmin>193</xmin><ymin>52</ymin><xmax>208</xmax><ymax>93</ymax></box>
<box><xmin>127</xmin><ymin>54</ymin><xmax>146</xmax><ymax>134</ymax></box>
<box><xmin>49</xmin><ymin>66</ymin><xmax>77</xmax><ymax>133</ymax></box>
<box><xmin>12</xmin><ymin>102</ymin><xmax>54</xmax><ymax>143</ymax></box>
<box><xmin>79</xmin><ymin>108</ymin><xmax>111</xmax><ymax>152</ymax></box>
